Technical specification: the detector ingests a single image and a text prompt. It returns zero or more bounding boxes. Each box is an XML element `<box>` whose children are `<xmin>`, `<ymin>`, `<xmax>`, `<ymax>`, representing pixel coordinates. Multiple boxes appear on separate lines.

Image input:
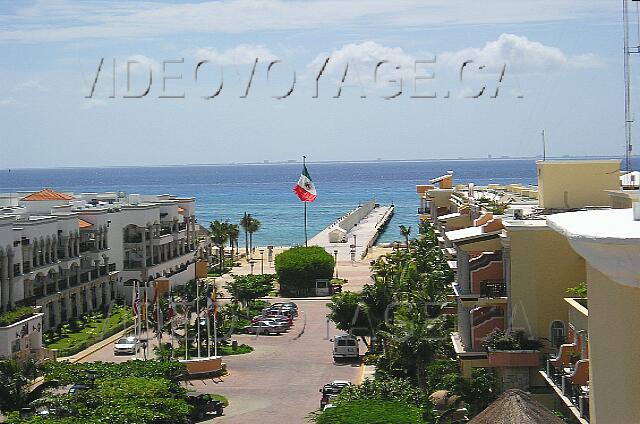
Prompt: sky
<box><xmin>0</xmin><ymin>0</ymin><xmax>634</xmax><ymax>168</ymax></box>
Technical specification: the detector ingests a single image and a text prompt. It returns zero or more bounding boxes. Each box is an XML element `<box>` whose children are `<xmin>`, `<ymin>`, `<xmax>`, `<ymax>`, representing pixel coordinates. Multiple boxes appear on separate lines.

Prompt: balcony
<box><xmin>480</xmin><ymin>280</ymin><xmax>507</xmax><ymax>298</ymax></box>
<box><xmin>124</xmin><ymin>235</ymin><xmax>143</xmax><ymax>244</ymax></box>
<box><xmin>541</xmin><ymin>354</ymin><xmax>590</xmax><ymax>423</ymax></box>
<box><xmin>123</xmin><ymin>260</ymin><xmax>144</xmax><ymax>270</ymax></box>
<box><xmin>487</xmin><ymin>349</ymin><xmax>541</xmax><ymax>367</ymax></box>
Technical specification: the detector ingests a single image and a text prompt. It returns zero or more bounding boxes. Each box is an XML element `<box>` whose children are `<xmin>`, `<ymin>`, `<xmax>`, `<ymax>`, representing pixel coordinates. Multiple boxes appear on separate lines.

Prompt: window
<box><xmin>551</xmin><ymin>320</ymin><xmax>565</xmax><ymax>347</ymax></box>
<box><xmin>11</xmin><ymin>339</ymin><xmax>20</xmax><ymax>354</ymax></box>
<box><xmin>337</xmin><ymin>340</ymin><xmax>347</xmax><ymax>346</ymax></box>
<box><xmin>346</xmin><ymin>340</ymin><xmax>357</xmax><ymax>346</ymax></box>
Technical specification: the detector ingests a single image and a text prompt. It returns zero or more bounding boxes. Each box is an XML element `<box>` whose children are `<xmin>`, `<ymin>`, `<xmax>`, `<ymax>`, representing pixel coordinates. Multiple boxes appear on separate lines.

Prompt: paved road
<box><xmin>80</xmin><ymin>297</ymin><xmax>363</xmax><ymax>424</ymax></box>
<box><xmin>193</xmin><ymin>298</ymin><xmax>363</xmax><ymax>423</ymax></box>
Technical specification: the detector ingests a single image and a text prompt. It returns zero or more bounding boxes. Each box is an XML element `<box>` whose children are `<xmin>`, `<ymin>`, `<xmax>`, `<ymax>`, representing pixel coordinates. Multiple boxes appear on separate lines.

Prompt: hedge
<box><xmin>0</xmin><ymin>307</ymin><xmax>36</xmax><ymax>327</ymax></box>
<box><xmin>275</xmin><ymin>246</ymin><xmax>334</xmax><ymax>296</ymax></box>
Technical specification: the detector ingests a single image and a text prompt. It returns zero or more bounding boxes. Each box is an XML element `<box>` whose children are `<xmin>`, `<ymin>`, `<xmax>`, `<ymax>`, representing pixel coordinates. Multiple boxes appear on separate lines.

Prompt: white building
<box><xmin>0</xmin><ymin>188</ymin><xmax>203</xmax><ymax>359</ymax></box>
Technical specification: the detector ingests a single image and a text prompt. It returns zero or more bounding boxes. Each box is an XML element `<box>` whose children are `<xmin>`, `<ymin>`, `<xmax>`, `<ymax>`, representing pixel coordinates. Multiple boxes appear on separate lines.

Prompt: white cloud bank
<box><xmin>0</xmin><ymin>0</ymin><xmax>616</xmax><ymax>43</ymax></box>
<box><xmin>440</xmin><ymin>34</ymin><xmax>604</xmax><ymax>74</ymax></box>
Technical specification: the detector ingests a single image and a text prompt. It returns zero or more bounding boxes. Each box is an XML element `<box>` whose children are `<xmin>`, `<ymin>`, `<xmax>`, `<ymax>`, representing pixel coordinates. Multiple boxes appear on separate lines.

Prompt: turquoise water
<box><xmin>2</xmin><ymin>159</ymin><xmax>621</xmax><ymax>246</ymax></box>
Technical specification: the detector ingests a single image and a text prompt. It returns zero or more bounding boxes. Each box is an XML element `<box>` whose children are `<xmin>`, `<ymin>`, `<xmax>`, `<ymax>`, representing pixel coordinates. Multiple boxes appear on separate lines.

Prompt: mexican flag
<box><xmin>294</xmin><ymin>164</ymin><xmax>317</xmax><ymax>202</ymax></box>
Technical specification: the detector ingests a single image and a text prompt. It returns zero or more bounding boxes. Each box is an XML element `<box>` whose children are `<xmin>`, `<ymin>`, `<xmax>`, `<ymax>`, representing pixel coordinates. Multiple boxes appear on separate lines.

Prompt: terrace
<box><xmin>539</xmin><ymin>297</ymin><xmax>590</xmax><ymax>423</ymax></box>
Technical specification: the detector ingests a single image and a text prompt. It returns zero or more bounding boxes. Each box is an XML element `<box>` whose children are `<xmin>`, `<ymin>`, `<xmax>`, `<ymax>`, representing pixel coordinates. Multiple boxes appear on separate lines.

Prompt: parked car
<box><xmin>319</xmin><ymin>380</ymin><xmax>352</xmax><ymax>408</ymax></box>
<box><xmin>254</xmin><ymin>317</ymin><xmax>290</xmax><ymax>329</ymax></box>
<box><xmin>68</xmin><ymin>383</ymin><xmax>90</xmax><ymax>395</ymax></box>
<box><xmin>331</xmin><ymin>334</ymin><xmax>359</xmax><ymax>361</ymax></box>
<box><xmin>113</xmin><ymin>336</ymin><xmax>139</xmax><ymax>355</ymax></box>
<box><xmin>187</xmin><ymin>392</ymin><xmax>224</xmax><ymax>421</ymax></box>
<box><xmin>243</xmin><ymin>321</ymin><xmax>285</xmax><ymax>335</ymax></box>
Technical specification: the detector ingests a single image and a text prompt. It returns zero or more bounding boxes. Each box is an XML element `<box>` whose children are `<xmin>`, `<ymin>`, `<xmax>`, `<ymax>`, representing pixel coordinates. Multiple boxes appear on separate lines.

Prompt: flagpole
<box><xmin>213</xmin><ymin>283</ymin><xmax>218</xmax><ymax>357</ymax></box>
<box><xmin>206</xmin><ymin>292</ymin><xmax>211</xmax><ymax>358</ymax></box>
<box><xmin>303</xmin><ymin>155</ymin><xmax>308</xmax><ymax>247</ymax></box>
<box><xmin>196</xmin><ymin>278</ymin><xmax>201</xmax><ymax>358</ymax></box>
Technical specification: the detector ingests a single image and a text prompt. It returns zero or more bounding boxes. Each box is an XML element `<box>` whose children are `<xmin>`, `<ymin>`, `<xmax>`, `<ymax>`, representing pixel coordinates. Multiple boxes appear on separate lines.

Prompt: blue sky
<box><xmin>0</xmin><ymin>0</ymin><xmax>632</xmax><ymax>168</ymax></box>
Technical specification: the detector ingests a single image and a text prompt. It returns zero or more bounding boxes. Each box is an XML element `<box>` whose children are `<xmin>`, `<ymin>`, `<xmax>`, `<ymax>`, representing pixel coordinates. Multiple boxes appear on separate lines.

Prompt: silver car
<box><xmin>244</xmin><ymin>321</ymin><xmax>285</xmax><ymax>335</ymax></box>
<box><xmin>113</xmin><ymin>336</ymin><xmax>139</xmax><ymax>355</ymax></box>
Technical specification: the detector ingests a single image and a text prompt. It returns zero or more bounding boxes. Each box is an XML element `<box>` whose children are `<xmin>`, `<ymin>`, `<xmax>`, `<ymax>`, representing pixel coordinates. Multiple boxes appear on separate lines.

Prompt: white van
<box><xmin>332</xmin><ymin>334</ymin><xmax>359</xmax><ymax>361</ymax></box>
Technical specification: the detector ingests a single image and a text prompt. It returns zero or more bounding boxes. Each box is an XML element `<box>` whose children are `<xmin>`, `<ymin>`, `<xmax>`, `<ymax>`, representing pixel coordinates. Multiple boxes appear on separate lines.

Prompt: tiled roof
<box><xmin>21</xmin><ymin>188</ymin><xmax>74</xmax><ymax>201</ymax></box>
<box><xmin>78</xmin><ymin>219</ymin><xmax>93</xmax><ymax>229</ymax></box>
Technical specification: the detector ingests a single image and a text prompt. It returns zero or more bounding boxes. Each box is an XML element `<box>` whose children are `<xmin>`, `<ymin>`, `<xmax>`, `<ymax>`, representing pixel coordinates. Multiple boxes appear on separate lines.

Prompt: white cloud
<box><xmin>439</xmin><ymin>33</ymin><xmax>604</xmax><ymax>74</ymax></box>
<box><xmin>194</xmin><ymin>45</ymin><xmax>277</xmax><ymax>65</ymax></box>
<box><xmin>306</xmin><ymin>41</ymin><xmax>419</xmax><ymax>93</ymax></box>
<box><xmin>0</xmin><ymin>97</ymin><xmax>16</xmax><ymax>106</ymax></box>
<box><xmin>13</xmin><ymin>79</ymin><xmax>46</xmax><ymax>92</ymax></box>
<box><xmin>0</xmin><ymin>0</ymin><xmax>616</xmax><ymax>43</ymax></box>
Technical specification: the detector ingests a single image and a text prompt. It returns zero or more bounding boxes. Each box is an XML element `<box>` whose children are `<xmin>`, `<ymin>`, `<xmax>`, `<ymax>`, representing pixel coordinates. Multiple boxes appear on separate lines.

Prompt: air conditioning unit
<box><xmin>513</xmin><ymin>209</ymin><xmax>524</xmax><ymax>220</ymax></box>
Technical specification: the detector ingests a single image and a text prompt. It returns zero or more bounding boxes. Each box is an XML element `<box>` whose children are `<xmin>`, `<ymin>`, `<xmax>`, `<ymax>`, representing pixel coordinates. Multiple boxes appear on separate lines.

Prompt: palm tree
<box><xmin>247</xmin><ymin>217</ymin><xmax>261</xmax><ymax>258</ymax></box>
<box><xmin>240</xmin><ymin>212</ymin><xmax>251</xmax><ymax>260</ymax></box>
<box><xmin>399</xmin><ymin>225</ymin><xmax>411</xmax><ymax>251</ymax></box>
<box><xmin>209</xmin><ymin>220</ymin><xmax>230</xmax><ymax>273</ymax></box>
<box><xmin>227</xmin><ymin>223</ymin><xmax>240</xmax><ymax>262</ymax></box>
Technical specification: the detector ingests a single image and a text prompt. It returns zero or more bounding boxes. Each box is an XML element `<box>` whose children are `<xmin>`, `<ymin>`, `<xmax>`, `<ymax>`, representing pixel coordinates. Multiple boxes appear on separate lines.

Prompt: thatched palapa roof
<box><xmin>469</xmin><ymin>389</ymin><xmax>564</xmax><ymax>424</ymax></box>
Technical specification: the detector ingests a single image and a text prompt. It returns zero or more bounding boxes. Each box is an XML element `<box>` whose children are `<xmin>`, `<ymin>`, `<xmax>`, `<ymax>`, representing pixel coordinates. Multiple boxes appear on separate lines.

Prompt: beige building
<box><xmin>418</xmin><ymin>159</ymin><xmax>635</xmax><ymax>422</ymax></box>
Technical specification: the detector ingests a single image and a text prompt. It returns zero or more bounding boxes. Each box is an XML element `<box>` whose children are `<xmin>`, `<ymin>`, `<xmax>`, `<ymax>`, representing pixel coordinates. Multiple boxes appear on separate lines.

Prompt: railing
<box><xmin>17</xmin><ymin>264</ymin><xmax>26</xmax><ymax>276</ymax></box>
<box><xmin>80</xmin><ymin>273</ymin><xmax>90</xmax><ymax>283</ymax></box>
<box><xmin>124</xmin><ymin>235</ymin><xmax>143</xmax><ymax>243</ymax></box>
<box><xmin>69</xmin><ymin>276</ymin><xmax>78</xmax><ymax>287</ymax></box>
<box><xmin>108</xmin><ymin>263</ymin><xmax>116</xmax><ymax>272</ymax></box>
<box><xmin>58</xmin><ymin>280</ymin><xmax>68</xmax><ymax>290</ymax></box>
<box><xmin>418</xmin><ymin>207</ymin><xmax>427</xmax><ymax>214</ymax></box>
<box><xmin>123</xmin><ymin>261</ymin><xmax>143</xmax><ymax>270</ymax></box>
<box><xmin>472</xmin><ymin>307</ymin><xmax>504</xmax><ymax>327</ymax></box>
<box><xmin>480</xmin><ymin>280</ymin><xmax>507</xmax><ymax>298</ymax></box>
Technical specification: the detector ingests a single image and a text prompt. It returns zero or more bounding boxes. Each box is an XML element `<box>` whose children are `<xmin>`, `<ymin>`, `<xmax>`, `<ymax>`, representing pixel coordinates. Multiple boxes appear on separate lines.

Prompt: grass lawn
<box><xmin>44</xmin><ymin>304</ymin><xmax>133</xmax><ymax>356</ymax></box>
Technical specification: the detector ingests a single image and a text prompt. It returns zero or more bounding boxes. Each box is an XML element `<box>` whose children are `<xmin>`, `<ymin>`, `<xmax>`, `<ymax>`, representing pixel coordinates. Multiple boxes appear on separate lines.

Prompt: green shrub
<box><xmin>483</xmin><ymin>329</ymin><xmax>542</xmax><ymax>351</ymax></box>
<box><xmin>311</xmin><ymin>399</ymin><xmax>425</xmax><ymax>424</ymax></box>
<box><xmin>0</xmin><ymin>307</ymin><xmax>35</xmax><ymax>327</ymax></box>
<box><xmin>275</xmin><ymin>246</ymin><xmax>334</xmax><ymax>296</ymax></box>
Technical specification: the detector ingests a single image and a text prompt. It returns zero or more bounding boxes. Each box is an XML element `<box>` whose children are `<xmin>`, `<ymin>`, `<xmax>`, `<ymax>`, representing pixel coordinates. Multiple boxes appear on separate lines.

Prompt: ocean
<box><xmin>0</xmin><ymin>158</ymin><xmax>634</xmax><ymax>247</ymax></box>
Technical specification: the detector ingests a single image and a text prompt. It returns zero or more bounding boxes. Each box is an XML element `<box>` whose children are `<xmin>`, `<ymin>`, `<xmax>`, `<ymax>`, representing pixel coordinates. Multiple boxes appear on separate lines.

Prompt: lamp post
<box><xmin>333</xmin><ymin>250</ymin><xmax>338</xmax><ymax>278</ymax></box>
<box><xmin>249</xmin><ymin>260</ymin><xmax>255</xmax><ymax>275</ymax></box>
<box><xmin>259</xmin><ymin>249</ymin><xmax>265</xmax><ymax>275</ymax></box>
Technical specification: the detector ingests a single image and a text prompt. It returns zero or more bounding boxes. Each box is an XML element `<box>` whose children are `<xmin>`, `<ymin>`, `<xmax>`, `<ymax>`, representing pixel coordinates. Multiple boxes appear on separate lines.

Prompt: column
<box><xmin>53</xmin><ymin>237</ymin><xmax>58</xmax><ymax>262</ymax></box>
<box><xmin>141</xmin><ymin>228</ymin><xmax>147</xmax><ymax>267</ymax></box>
<box><xmin>65</xmin><ymin>295</ymin><xmax>72</xmax><ymax>319</ymax></box>
<box><xmin>502</xmin><ymin>237</ymin><xmax>513</xmax><ymax>331</ymax></box>
<box><xmin>456</xmin><ymin>249</ymin><xmax>471</xmax><ymax>294</ymax></box>
<box><xmin>7</xmin><ymin>252</ymin><xmax>14</xmax><ymax>308</ymax></box>
<box><xmin>54</xmin><ymin>299</ymin><xmax>62</xmax><ymax>326</ymax></box>
<box><xmin>75</xmin><ymin>235</ymin><xmax>80</xmax><ymax>257</ymax></box>
<box><xmin>458</xmin><ymin>303</ymin><xmax>472</xmax><ymax>350</ymax></box>
<box><xmin>1</xmin><ymin>253</ymin><xmax>8</xmax><ymax>311</ymax></box>
<box><xmin>86</xmin><ymin>287</ymin><xmax>93</xmax><ymax>312</ymax></box>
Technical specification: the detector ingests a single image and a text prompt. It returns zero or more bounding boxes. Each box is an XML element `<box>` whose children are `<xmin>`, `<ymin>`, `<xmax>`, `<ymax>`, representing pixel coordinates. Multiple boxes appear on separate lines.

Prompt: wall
<box><xmin>587</xmin><ymin>264</ymin><xmax>640</xmax><ymax>424</ymax></box>
<box><xmin>507</xmin><ymin>224</ymin><xmax>586</xmax><ymax>340</ymax></box>
<box><xmin>537</xmin><ymin>160</ymin><xmax>620</xmax><ymax>209</ymax></box>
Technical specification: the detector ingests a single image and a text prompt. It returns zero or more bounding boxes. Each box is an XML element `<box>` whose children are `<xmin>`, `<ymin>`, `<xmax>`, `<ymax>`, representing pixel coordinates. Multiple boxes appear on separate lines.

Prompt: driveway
<box><xmin>191</xmin><ymin>298</ymin><xmax>363</xmax><ymax>423</ymax></box>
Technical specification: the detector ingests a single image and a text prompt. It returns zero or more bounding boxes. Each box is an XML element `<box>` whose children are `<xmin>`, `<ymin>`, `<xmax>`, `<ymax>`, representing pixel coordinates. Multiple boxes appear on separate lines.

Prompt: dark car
<box><xmin>187</xmin><ymin>392</ymin><xmax>224</xmax><ymax>421</ymax></box>
<box><xmin>68</xmin><ymin>383</ymin><xmax>90</xmax><ymax>394</ymax></box>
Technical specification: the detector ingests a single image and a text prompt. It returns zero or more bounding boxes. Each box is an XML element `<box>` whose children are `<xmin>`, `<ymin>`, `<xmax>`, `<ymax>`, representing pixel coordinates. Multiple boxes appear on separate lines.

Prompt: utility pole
<box><xmin>541</xmin><ymin>130</ymin><xmax>546</xmax><ymax>161</ymax></box>
<box><xmin>623</xmin><ymin>0</ymin><xmax>640</xmax><ymax>171</ymax></box>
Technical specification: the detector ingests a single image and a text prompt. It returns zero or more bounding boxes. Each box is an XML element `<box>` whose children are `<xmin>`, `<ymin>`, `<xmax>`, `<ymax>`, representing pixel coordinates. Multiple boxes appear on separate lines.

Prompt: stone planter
<box><xmin>487</xmin><ymin>349</ymin><xmax>541</xmax><ymax>367</ymax></box>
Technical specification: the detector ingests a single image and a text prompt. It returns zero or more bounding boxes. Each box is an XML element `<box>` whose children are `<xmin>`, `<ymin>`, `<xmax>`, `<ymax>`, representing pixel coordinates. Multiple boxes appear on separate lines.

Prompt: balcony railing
<box><xmin>124</xmin><ymin>235</ymin><xmax>143</xmax><ymax>243</ymax></box>
<box><xmin>124</xmin><ymin>261</ymin><xmax>143</xmax><ymax>270</ymax></box>
<box><xmin>108</xmin><ymin>263</ymin><xmax>116</xmax><ymax>272</ymax></box>
<box><xmin>480</xmin><ymin>281</ymin><xmax>507</xmax><ymax>298</ymax></box>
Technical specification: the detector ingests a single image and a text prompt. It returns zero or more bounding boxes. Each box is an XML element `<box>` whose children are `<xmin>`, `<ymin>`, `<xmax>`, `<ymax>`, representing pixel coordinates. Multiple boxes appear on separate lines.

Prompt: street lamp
<box><xmin>249</xmin><ymin>260</ymin><xmax>255</xmax><ymax>275</ymax></box>
<box><xmin>333</xmin><ymin>250</ymin><xmax>338</xmax><ymax>278</ymax></box>
<box><xmin>259</xmin><ymin>249</ymin><xmax>265</xmax><ymax>275</ymax></box>
<box><xmin>353</xmin><ymin>234</ymin><xmax>357</xmax><ymax>247</ymax></box>
<box><xmin>87</xmin><ymin>369</ymin><xmax>98</xmax><ymax>387</ymax></box>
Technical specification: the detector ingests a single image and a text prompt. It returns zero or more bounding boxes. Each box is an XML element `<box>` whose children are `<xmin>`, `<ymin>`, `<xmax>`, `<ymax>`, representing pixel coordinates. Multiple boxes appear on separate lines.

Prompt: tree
<box><xmin>326</xmin><ymin>291</ymin><xmax>371</xmax><ymax>338</ymax></box>
<box><xmin>399</xmin><ymin>225</ymin><xmax>411</xmax><ymax>251</ymax></box>
<box><xmin>209</xmin><ymin>220</ymin><xmax>230</xmax><ymax>273</ymax></box>
<box><xmin>246</xmin><ymin>217</ymin><xmax>261</xmax><ymax>258</ymax></box>
<box><xmin>0</xmin><ymin>359</ymin><xmax>37</xmax><ymax>412</ymax></box>
<box><xmin>227</xmin><ymin>223</ymin><xmax>240</xmax><ymax>262</ymax></box>
<box><xmin>275</xmin><ymin>246</ymin><xmax>334</xmax><ymax>296</ymax></box>
<box><xmin>240</xmin><ymin>212</ymin><xmax>251</xmax><ymax>260</ymax></box>
<box><xmin>225</xmin><ymin>275</ymin><xmax>275</xmax><ymax>308</ymax></box>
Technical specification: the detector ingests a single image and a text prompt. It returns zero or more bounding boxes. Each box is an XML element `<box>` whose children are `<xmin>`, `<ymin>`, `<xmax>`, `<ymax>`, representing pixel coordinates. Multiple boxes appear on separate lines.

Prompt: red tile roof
<box><xmin>21</xmin><ymin>188</ymin><xmax>74</xmax><ymax>201</ymax></box>
<box><xmin>78</xmin><ymin>219</ymin><xmax>93</xmax><ymax>229</ymax></box>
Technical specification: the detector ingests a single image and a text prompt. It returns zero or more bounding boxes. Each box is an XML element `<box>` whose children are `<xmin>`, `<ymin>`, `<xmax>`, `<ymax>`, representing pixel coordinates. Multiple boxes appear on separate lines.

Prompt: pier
<box><xmin>309</xmin><ymin>199</ymin><xmax>394</xmax><ymax>260</ymax></box>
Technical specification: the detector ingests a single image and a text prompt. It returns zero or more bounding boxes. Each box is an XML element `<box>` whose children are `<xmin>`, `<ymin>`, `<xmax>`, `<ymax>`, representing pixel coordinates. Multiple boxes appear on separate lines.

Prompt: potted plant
<box><xmin>484</xmin><ymin>329</ymin><xmax>542</xmax><ymax>367</ymax></box>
